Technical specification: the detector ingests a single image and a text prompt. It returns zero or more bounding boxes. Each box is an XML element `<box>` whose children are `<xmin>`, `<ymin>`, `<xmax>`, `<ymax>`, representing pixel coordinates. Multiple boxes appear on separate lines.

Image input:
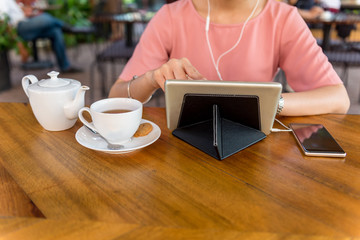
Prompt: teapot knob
<box><xmin>47</xmin><ymin>71</ymin><xmax>60</xmax><ymax>80</ymax></box>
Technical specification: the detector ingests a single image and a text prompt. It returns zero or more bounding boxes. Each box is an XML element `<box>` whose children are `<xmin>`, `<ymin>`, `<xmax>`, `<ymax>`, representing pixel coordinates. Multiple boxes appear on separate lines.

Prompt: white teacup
<box><xmin>78</xmin><ymin>98</ymin><xmax>143</xmax><ymax>144</ymax></box>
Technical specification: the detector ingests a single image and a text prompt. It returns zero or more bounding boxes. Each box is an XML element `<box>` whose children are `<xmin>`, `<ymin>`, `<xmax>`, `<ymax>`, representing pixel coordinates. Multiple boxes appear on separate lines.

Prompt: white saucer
<box><xmin>75</xmin><ymin>119</ymin><xmax>161</xmax><ymax>154</ymax></box>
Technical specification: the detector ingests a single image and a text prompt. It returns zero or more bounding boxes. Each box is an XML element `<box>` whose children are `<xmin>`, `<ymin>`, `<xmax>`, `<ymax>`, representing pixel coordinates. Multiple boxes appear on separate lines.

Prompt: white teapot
<box><xmin>22</xmin><ymin>71</ymin><xmax>89</xmax><ymax>131</ymax></box>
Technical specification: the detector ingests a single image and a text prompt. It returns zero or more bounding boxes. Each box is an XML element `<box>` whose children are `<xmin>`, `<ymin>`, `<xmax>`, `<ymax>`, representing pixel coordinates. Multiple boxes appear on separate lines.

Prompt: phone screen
<box><xmin>289</xmin><ymin>123</ymin><xmax>346</xmax><ymax>157</ymax></box>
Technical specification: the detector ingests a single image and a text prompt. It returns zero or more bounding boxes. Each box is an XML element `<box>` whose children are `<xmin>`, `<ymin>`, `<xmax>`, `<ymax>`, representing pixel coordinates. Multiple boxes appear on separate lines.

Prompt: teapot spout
<box><xmin>64</xmin><ymin>86</ymin><xmax>90</xmax><ymax>120</ymax></box>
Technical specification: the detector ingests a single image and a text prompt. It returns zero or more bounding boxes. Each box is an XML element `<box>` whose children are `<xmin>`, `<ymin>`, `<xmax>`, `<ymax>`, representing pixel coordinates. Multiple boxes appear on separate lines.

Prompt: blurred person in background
<box><xmin>288</xmin><ymin>0</ymin><xmax>324</xmax><ymax>19</ymax></box>
<box><xmin>0</xmin><ymin>0</ymin><xmax>81</xmax><ymax>73</ymax></box>
<box><xmin>319</xmin><ymin>0</ymin><xmax>340</xmax><ymax>12</ymax></box>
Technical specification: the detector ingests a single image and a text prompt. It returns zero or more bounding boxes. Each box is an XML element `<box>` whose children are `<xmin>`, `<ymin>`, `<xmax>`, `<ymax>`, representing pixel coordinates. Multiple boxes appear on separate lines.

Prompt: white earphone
<box><xmin>205</xmin><ymin>0</ymin><xmax>260</xmax><ymax>80</ymax></box>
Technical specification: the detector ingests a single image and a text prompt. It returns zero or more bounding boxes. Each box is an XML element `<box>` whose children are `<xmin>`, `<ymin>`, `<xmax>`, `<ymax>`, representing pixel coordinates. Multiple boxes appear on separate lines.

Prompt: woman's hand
<box><xmin>146</xmin><ymin>58</ymin><xmax>206</xmax><ymax>90</ymax></box>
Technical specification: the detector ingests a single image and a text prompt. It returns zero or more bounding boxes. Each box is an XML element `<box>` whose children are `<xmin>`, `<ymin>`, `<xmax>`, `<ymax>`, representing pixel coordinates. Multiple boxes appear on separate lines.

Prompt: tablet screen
<box><xmin>177</xmin><ymin>94</ymin><xmax>261</xmax><ymax>130</ymax></box>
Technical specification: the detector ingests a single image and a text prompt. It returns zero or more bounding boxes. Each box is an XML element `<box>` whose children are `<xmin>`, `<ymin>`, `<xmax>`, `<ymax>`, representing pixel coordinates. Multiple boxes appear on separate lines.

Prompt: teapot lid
<box><xmin>38</xmin><ymin>71</ymin><xmax>70</xmax><ymax>87</ymax></box>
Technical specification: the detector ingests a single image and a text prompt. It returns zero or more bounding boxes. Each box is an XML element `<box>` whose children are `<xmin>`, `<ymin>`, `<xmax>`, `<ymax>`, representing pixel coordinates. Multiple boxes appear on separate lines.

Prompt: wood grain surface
<box><xmin>0</xmin><ymin>161</ymin><xmax>44</xmax><ymax>218</ymax></box>
<box><xmin>0</xmin><ymin>218</ymin><xmax>354</xmax><ymax>240</ymax></box>
<box><xmin>0</xmin><ymin>103</ymin><xmax>360</xmax><ymax>238</ymax></box>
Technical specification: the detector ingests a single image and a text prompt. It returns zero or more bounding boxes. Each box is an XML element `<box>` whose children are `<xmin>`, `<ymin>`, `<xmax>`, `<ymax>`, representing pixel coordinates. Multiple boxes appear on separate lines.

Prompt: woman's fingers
<box><xmin>151</xmin><ymin>58</ymin><xmax>205</xmax><ymax>90</ymax></box>
<box><xmin>172</xmin><ymin>59</ymin><xmax>190</xmax><ymax>80</ymax></box>
<box><xmin>181</xmin><ymin>58</ymin><xmax>206</xmax><ymax>80</ymax></box>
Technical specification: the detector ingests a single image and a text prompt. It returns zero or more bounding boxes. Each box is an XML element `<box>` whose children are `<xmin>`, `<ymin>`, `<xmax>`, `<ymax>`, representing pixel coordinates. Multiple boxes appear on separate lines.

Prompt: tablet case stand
<box><xmin>172</xmin><ymin>94</ymin><xmax>266</xmax><ymax>160</ymax></box>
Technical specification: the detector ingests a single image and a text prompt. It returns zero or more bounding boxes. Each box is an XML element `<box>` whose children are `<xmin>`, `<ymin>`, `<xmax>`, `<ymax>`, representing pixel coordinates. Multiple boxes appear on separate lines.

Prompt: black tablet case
<box><xmin>172</xmin><ymin>94</ymin><xmax>266</xmax><ymax>160</ymax></box>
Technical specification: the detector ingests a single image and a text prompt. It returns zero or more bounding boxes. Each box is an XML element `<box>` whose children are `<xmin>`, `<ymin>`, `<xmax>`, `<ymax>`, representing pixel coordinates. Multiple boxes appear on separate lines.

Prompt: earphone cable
<box><xmin>271</xmin><ymin>118</ymin><xmax>292</xmax><ymax>133</ymax></box>
<box><xmin>205</xmin><ymin>0</ymin><xmax>260</xmax><ymax>81</ymax></box>
<box><xmin>205</xmin><ymin>3</ymin><xmax>221</xmax><ymax>80</ymax></box>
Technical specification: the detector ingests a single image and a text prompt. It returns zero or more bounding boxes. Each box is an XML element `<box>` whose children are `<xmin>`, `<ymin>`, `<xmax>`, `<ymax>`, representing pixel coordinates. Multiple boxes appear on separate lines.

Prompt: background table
<box><xmin>89</xmin><ymin>11</ymin><xmax>154</xmax><ymax>100</ymax></box>
<box><xmin>305</xmin><ymin>13</ymin><xmax>360</xmax><ymax>50</ymax></box>
<box><xmin>341</xmin><ymin>0</ymin><xmax>360</xmax><ymax>10</ymax></box>
<box><xmin>1</xmin><ymin>102</ymin><xmax>360</xmax><ymax>238</ymax></box>
<box><xmin>92</xmin><ymin>11</ymin><xmax>154</xmax><ymax>47</ymax></box>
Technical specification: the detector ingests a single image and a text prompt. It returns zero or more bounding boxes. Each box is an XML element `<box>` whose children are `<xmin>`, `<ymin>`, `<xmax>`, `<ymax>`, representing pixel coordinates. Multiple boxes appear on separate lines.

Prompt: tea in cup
<box><xmin>78</xmin><ymin>98</ymin><xmax>143</xmax><ymax>144</ymax></box>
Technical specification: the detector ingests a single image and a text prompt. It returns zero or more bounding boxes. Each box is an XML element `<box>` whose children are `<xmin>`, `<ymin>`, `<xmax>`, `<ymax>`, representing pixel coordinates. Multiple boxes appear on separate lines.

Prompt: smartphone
<box><xmin>289</xmin><ymin>123</ymin><xmax>346</xmax><ymax>158</ymax></box>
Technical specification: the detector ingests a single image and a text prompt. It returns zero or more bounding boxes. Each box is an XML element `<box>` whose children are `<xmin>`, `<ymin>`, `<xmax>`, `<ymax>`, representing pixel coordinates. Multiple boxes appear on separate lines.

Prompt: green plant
<box><xmin>48</xmin><ymin>0</ymin><xmax>94</xmax><ymax>46</ymax></box>
<box><xmin>50</xmin><ymin>0</ymin><xmax>92</xmax><ymax>26</ymax></box>
<box><xmin>0</xmin><ymin>14</ymin><xmax>21</xmax><ymax>52</ymax></box>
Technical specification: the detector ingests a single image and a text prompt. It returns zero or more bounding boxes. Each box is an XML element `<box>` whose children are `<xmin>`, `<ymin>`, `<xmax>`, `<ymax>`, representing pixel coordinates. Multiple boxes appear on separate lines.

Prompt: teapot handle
<box><xmin>22</xmin><ymin>75</ymin><xmax>39</xmax><ymax>97</ymax></box>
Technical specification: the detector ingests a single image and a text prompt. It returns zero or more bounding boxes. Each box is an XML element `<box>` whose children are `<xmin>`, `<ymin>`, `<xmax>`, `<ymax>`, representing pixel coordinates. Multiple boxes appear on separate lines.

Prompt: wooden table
<box><xmin>341</xmin><ymin>0</ymin><xmax>360</xmax><ymax>10</ymax></box>
<box><xmin>92</xmin><ymin>11</ymin><xmax>154</xmax><ymax>47</ymax></box>
<box><xmin>1</xmin><ymin>102</ymin><xmax>360</xmax><ymax>239</ymax></box>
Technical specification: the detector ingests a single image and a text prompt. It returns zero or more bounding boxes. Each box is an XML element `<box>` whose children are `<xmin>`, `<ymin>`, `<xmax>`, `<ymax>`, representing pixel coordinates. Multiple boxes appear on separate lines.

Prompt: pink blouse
<box><xmin>119</xmin><ymin>0</ymin><xmax>342</xmax><ymax>92</ymax></box>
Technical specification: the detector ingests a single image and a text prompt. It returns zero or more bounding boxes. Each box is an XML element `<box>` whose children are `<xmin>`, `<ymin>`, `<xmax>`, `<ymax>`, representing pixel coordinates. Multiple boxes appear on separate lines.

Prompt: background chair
<box><xmin>325</xmin><ymin>49</ymin><xmax>360</xmax><ymax>85</ymax></box>
<box><xmin>90</xmin><ymin>39</ymin><xmax>136</xmax><ymax>100</ymax></box>
<box><xmin>89</xmin><ymin>11</ymin><xmax>149</xmax><ymax>101</ymax></box>
<box><xmin>324</xmin><ymin>24</ymin><xmax>360</xmax><ymax>102</ymax></box>
<box><xmin>21</xmin><ymin>38</ymin><xmax>54</xmax><ymax>70</ymax></box>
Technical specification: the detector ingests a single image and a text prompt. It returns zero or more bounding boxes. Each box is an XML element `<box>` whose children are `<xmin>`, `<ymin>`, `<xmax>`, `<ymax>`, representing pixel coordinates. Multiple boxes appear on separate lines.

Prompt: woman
<box><xmin>289</xmin><ymin>0</ymin><xmax>324</xmax><ymax>19</ymax></box>
<box><xmin>109</xmin><ymin>0</ymin><xmax>350</xmax><ymax>116</ymax></box>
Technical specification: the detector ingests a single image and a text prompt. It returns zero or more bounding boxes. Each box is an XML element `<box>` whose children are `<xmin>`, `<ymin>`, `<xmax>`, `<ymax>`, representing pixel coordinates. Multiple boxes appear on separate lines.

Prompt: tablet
<box><xmin>165</xmin><ymin>80</ymin><xmax>282</xmax><ymax>135</ymax></box>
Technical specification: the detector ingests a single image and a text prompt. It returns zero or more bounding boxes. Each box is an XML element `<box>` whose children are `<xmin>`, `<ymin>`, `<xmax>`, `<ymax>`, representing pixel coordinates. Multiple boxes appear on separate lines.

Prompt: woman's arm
<box><xmin>281</xmin><ymin>84</ymin><xmax>350</xmax><ymax>116</ymax></box>
<box><xmin>108</xmin><ymin>58</ymin><xmax>206</xmax><ymax>102</ymax></box>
